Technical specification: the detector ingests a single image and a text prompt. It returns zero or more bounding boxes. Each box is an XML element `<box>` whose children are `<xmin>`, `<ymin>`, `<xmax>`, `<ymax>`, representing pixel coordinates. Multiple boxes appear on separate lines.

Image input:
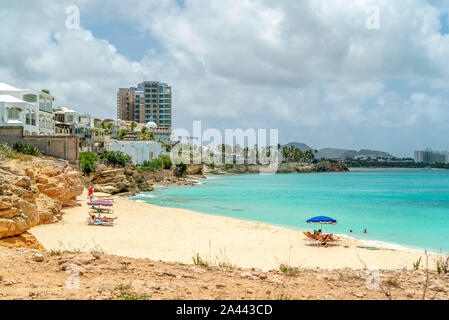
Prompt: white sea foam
<box><xmin>186</xmin><ymin>178</ymin><xmax>203</xmax><ymax>185</ymax></box>
<box><xmin>135</xmin><ymin>193</ymin><xmax>155</xmax><ymax>198</ymax></box>
<box><xmin>335</xmin><ymin>233</ymin><xmax>443</xmax><ymax>255</ymax></box>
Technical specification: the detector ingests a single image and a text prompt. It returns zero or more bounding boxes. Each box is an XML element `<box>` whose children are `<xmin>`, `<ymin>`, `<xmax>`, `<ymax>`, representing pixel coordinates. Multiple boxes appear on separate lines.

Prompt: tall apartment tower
<box><xmin>117</xmin><ymin>81</ymin><xmax>172</xmax><ymax>129</ymax></box>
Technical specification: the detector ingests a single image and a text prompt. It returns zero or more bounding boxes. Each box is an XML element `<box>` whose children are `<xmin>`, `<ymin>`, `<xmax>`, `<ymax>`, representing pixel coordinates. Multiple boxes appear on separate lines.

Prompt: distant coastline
<box><xmin>348</xmin><ymin>167</ymin><xmax>426</xmax><ymax>170</ymax></box>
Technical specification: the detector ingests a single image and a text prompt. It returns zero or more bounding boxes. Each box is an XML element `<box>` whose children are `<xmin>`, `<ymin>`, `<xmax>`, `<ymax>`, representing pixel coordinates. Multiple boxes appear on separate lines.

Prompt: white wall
<box><xmin>107</xmin><ymin>140</ymin><xmax>163</xmax><ymax>165</ymax></box>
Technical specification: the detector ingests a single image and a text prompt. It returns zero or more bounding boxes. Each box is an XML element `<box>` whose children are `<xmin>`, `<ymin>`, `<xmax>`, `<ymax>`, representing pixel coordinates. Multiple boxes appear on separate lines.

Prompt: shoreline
<box><xmin>135</xmin><ymin>174</ymin><xmax>448</xmax><ymax>257</ymax></box>
<box><xmin>348</xmin><ymin>167</ymin><xmax>427</xmax><ymax>170</ymax></box>
<box><xmin>135</xmin><ymin>193</ymin><xmax>444</xmax><ymax>257</ymax></box>
<box><xmin>29</xmin><ymin>189</ymin><xmax>443</xmax><ymax>272</ymax></box>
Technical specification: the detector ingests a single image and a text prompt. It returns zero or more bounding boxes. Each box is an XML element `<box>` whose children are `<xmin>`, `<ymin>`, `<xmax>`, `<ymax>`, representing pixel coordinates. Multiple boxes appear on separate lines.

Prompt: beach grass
<box><xmin>192</xmin><ymin>253</ymin><xmax>211</xmax><ymax>267</ymax></box>
<box><xmin>279</xmin><ymin>264</ymin><xmax>299</xmax><ymax>276</ymax></box>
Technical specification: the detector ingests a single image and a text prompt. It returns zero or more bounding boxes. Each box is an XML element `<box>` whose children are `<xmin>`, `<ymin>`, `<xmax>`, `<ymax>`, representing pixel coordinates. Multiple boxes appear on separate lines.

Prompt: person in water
<box><xmin>363</xmin><ymin>229</ymin><xmax>368</xmax><ymax>234</ymax></box>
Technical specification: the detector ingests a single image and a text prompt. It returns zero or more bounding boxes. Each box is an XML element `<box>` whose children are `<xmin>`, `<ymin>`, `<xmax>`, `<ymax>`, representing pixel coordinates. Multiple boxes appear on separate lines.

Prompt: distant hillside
<box><xmin>355</xmin><ymin>149</ymin><xmax>394</xmax><ymax>159</ymax></box>
<box><xmin>315</xmin><ymin>148</ymin><xmax>357</xmax><ymax>160</ymax></box>
<box><xmin>316</xmin><ymin>148</ymin><xmax>395</xmax><ymax>160</ymax></box>
<box><xmin>282</xmin><ymin>142</ymin><xmax>395</xmax><ymax>160</ymax></box>
<box><xmin>282</xmin><ymin>142</ymin><xmax>313</xmax><ymax>152</ymax></box>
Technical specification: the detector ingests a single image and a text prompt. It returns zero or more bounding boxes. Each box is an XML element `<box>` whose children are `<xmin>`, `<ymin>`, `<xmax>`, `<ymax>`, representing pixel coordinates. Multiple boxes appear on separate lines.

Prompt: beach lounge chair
<box><xmin>303</xmin><ymin>232</ymin><xmax>324</xmax><ymax>246</ymax></box>
<box><xmin>322</xmin><ymin>234</ymin><xmax>341</xmax><ymax>246</ymax></box>
<box><xmin>304</xmin><ymin>232</ymin><xmax>339</xmax><ymax>246</ymax></box>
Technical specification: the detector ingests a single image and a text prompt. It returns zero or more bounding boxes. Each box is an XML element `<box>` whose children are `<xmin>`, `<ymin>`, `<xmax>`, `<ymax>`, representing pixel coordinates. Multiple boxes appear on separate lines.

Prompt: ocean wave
<box><xmin>133</xmin><ymin>192</ymin><xmax>156</xmax><ymax>198</ymax></box>
<box><xmin>186</xmin><ymin>178</ymin><xmax>203</xmax><ymax>185</ymax></box>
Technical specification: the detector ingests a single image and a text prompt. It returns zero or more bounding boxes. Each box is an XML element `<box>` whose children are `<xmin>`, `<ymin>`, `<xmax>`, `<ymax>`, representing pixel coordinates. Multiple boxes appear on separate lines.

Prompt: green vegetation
<box><xmin>413</xmin><ymin>257</ymin><xmax>422</xmax><ymax>270</ymax></box>
<box><xmin>140</xmin><ymin>127</ymin><xmax>156</xmax><ymax>141</ymax></box>
<box><xmin>174</xmin><ymin>162</ymin><xmax>188</xmax><ymax>177</ymax></box>
<box><xmin>192</xmin><ymin>253</ymin><xmax>210</xmax><ymax>267</ymax></box>
<box><xmin>161</xmin><ymin>155</ymin><xmax>172</xmax><ymax>169</ymax></box>
<box><xmin>279</xmin><ymin>264</ymin><xmax>299</xmax><ymax>276</ymax></box>
<box><xmin>81</xmin><ymin>150</ymin><xmax>132</xmax><ymax>174</ymax></box>
<box><xmin>139</xmin><ymin>158</ymin><xmax>163</xmax><ymax>172</ymax></box>
<box><xmin>436</xmin><ymin>256</ymin><xmax>449</xmax><ymax>274</ymax></box>
<box><xmin>118</xmin><ymin>129</ymin><xmax>129</xmax><ymax>140</ymax></box>
<box><xmin>281</xmin><ymin>146</ymin><xmax>315</xmax><ymax>162</ymax></box>
<box><xmin>115</xmin><ymin>283</ymin><xmax>150</xmax><ymax>300</ymax></box>
<box><xmin>137</xmin><ymin>156</ymin><xmax>172</xmax><ymax>172</ymax></box>
<box><xmin>100</xmin><ymin>121</ymin><xmax>113</xmax><ymax>136</ymax></box>
<box><xmin>79</xmin><ymin>151</ymin><xmax>98</xmax><ymax>175</ymax></box>
<box><xmin>99</xmin><ymin>151</ymin><xmax>132</xmax><ymax>167</ymax></box>
<box><xmin>344</xmin><ymin>159</ymin><xmax>449</xmax><ymax>169</ymax></box>
<box><xmin>12</xmin><ymin>143</ymin><xmax>41</xmax><ymax>156</ymax></box>
<box><xmin>345</xmin><ymin>159</ymin><xmax>426</xmax><ymax>168</ymax></box>
<box><xmin>160</xmin><ymin>140</ymin><xmax>173</xmax><ymax>152</ymax></box>
<box><xmin>0</xmin><ymin>144</ymin><xmax>32</xmax><ymax>161</ymax></box>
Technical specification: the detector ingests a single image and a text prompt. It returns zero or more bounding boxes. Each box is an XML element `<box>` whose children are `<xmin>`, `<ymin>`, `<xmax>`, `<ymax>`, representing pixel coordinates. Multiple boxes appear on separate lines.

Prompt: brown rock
<box><xmin>31</xmin><ymin>254</ymin><xmax>45</xmax><ymax>262</ymax></box>
<box><xmin>0</xmin><ymin>157</ymin><xmax>83</xmax><ymax>239</ymax></box>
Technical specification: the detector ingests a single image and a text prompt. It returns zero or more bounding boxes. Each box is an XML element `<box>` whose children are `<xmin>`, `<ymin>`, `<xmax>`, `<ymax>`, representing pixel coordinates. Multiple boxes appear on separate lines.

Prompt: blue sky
<box><xmin>1</xmin><ymin>0</ymin><xmax>449</xmax><ymax>157</ymax></box>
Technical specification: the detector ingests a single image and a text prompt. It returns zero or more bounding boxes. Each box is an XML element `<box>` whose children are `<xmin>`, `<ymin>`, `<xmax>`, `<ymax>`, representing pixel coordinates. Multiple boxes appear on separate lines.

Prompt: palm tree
<box><xmin>221</xmin><ymin>144</ymin><xmax>226</xmax><ymax>164</ymax></box>
<box><xmin>294</xmin><ymin>148</ymin><xmax>304</xmax><ymax>162</ymax></box>
<box><xmin>140</xmin><ymin>127</ymin><xmax>149</xmax><ymax>140</ymax></box>
<box><xmin>130</xmin><ymin>121</ymin><xmax>137</xmax><ymax>133</ymax></box>
<box><xmin>304</xmin><ymin>150</ymin><xmax>315</xmax><ymax>162</ymax></box>
<box><xmin>100</xmin><ymin>122</ymin><xmax>113</xmax><ymax>136</ymax></box>
<box><xmin>282</xmin><ymin>147</ymin><xmax>289</xmax><ymax>162</ymax></box>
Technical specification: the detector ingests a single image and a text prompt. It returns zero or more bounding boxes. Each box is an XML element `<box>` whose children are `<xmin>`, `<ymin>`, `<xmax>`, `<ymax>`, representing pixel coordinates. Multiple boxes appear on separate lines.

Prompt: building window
<box><xmin>8</xmin><ymin>107</ymin><xmax>22</xmax><ymax>119</ymax></box>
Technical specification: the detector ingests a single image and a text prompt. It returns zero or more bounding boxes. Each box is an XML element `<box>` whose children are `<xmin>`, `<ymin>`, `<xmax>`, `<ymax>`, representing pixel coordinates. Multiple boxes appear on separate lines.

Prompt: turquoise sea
<box><xmin>128</xmin><ymin>169</ymin><xmax>449</xmax><ymax>253</ymax></box>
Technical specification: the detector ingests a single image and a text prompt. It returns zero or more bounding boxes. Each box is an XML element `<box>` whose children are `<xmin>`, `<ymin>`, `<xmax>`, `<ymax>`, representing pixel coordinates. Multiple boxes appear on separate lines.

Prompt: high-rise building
<box><xmin>414</xmin><ymin>148</ymin><xmax>449</xmax><ymax>164</ymax></box>
<box><xmin>117</xmin><ymin>81</ymin><xmax>172</xmax><ymax>129</ymax></box>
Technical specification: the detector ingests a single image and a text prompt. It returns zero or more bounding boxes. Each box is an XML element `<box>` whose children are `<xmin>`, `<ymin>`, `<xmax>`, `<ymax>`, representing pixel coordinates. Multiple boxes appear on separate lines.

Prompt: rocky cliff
<box><xmin>86</xmin><ymin>167</ymin><xmax>154</xmax><ymax>195</ymax></box>
<box><xmin>86</xmin><ymin>166</ymin><xmax>198</xmax><ymax>195</ymax></box>
<box><xmin>0</xmin><ymin>157</ymin><xmax>83</xmax><ymax>239</ymax></box>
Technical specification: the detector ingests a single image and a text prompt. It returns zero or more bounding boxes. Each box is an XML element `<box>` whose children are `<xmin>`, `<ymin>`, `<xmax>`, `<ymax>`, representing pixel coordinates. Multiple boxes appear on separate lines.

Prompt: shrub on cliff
<box><xmin>161</xmin><ymin>155</ymin><xmax>172</xmax><ymax>169</ymax></box>
<box><xmin>100</xmin><ymin>151</ymin><xmax>132</xmax><ymax>167</ymax></box>
<box><xmin>12</xmin><ymin>143</ymin><xmax>41</xmax><ymax>156</ymax></box>
<box><xmin>174</xmin><ymin>162</ymin><xmax>187</xmax><ymax>177</ymax></box>
<box><xmin>79</xmin><ymin>151</ymin><xmax>98</xmax><ymax>175</ymax></box>
<box><xmin>141</xmin><ymin>158</ymin><xmax>163</xmax><ymax>172</ymax></box>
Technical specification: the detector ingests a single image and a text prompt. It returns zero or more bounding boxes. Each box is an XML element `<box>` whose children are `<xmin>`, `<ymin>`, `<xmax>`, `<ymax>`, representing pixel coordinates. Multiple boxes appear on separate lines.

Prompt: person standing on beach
<box><xmin>88</xmin><ymin>186</ymin><xmax>93</xmax><ymax>201</ymax></box>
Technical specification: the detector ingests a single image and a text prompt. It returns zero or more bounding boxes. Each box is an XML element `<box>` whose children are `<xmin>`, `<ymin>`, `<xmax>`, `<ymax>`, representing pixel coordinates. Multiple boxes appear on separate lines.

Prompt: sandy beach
<box><xmin>30</xmin><ymin>190</ymin><xmax>440</xmax><ymax>272</ymax></box>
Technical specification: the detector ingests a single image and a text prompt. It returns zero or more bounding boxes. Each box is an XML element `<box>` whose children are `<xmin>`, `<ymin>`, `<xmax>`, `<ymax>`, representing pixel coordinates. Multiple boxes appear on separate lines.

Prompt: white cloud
<box><xmin>1</xmin><ymin>0</ymin><xmax>449</xmax><ymax>156</ymax></box>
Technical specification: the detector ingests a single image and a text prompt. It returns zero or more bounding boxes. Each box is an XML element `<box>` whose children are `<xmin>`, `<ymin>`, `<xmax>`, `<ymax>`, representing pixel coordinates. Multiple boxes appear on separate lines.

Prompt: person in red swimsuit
<box><xmin>88</xmin><ymin>186</ymin><xmax>93</xmax><ymax>200</ymax></box>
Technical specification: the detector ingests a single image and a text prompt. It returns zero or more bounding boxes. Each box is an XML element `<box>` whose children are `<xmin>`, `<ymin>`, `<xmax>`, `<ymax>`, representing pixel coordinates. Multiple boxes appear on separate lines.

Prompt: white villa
<box><xmin>54</xmin><ymin>107</ymin><xmax>107</xmax><ymax>152</ymax></box>
<box><xmin>0</xmin><ymin>82</ymin><xmax>55</xmax><ymax>135</ymax></box>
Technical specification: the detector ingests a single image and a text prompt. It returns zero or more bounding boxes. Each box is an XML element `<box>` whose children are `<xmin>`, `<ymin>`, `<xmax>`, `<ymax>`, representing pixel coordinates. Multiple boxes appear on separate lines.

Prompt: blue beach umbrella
<box><xmin>306</xmin><ymin>216</ymin><xmax>337</xmax><ymax>225</ymax></box>
<box><xmin>307</xmin><ymin>216</ymin><xmax>337</xmax><ymax>233</ymax></box>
